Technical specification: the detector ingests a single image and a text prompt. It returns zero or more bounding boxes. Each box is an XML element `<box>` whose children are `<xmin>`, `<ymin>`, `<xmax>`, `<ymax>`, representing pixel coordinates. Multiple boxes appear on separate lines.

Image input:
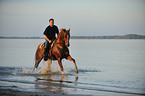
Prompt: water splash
<box><xmin>38</xmin><ymin>60</ymin><xmax>62</xmax><ymax>74</ymax></box>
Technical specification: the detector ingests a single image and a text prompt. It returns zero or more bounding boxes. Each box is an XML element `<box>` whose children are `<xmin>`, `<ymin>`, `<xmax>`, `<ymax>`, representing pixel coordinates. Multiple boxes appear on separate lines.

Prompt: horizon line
<box><xmin>0</xmin><ymin>34</ymin><xmax>145</xmax><ymax>38</ymax></box>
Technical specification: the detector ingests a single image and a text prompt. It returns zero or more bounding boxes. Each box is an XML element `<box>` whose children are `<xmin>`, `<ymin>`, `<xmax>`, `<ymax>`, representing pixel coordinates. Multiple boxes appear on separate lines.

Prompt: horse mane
<box><xmin>62</xmin><ymin>29</ymin><xmax>66</xmax><ymax>32</ymax></box>
<box><xmin>55</xmin><ymin>29</ymin><xmax>66</xmax><ymax>41</ymax></box>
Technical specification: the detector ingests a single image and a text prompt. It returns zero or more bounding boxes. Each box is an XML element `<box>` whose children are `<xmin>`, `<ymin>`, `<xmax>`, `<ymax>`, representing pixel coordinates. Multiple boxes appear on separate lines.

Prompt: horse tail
<box><xmin>33</xmin><ymin>42</ymin><xmax>45</xmax><ymax>71</ymax></box>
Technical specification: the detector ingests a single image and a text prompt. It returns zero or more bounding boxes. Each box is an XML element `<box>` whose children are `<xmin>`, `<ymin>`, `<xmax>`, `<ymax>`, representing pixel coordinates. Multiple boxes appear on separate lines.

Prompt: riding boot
<box><xmin>44</xmin><ymin>48</ymin><xmax>48</xmax><ymax>61</ymax></box>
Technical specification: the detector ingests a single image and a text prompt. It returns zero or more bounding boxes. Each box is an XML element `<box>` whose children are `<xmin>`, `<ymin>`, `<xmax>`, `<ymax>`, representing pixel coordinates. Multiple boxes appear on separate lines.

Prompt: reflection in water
<box><xmin>34</xmin><ymin>59</ymin><xmax>79</xmax><ymax>94</ymax></box>
<box><xmin>34</xmin><ymin>74</ymin><xmax>78</xmax><ymax>93</ymax></box>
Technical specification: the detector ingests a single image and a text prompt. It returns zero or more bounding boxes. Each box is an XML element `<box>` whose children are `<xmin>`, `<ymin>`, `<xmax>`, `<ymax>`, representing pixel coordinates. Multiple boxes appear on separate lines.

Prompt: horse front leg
<box><xmin>66</xmin><ymin>56</ymin><xmax>78</xmax><ymax>74</ymax></box>
<box><xmin>47</xmin><ymin>59</ymin><xmax>52</xmax><ymax>72</ymax></box>
<box><xmin>57</xmin><ymin>58</ymin><xmax>64</xmax><ymax>74</ymax></box>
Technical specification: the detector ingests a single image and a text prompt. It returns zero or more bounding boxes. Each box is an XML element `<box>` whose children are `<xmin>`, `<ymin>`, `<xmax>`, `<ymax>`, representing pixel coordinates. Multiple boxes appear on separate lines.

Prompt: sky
<box><xmin>0</xmin><ymin>0</ymin><xmax>145</xmax><ymax>37</ymax></box>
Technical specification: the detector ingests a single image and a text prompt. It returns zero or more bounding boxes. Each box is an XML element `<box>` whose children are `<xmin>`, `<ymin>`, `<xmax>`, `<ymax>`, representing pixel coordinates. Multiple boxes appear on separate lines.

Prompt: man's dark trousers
<box><xmin>44</xmin><ymin>40</ymin><xmax>51</xmax><ymax>61</ymax></box>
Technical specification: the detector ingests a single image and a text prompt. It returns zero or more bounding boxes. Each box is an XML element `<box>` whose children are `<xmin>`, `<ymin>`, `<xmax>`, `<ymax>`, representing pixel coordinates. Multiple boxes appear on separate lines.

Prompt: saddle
<box><xmin>43</xmin><ymin>41</ymin><xmax>55</xmax><ymax>49</ymax></box>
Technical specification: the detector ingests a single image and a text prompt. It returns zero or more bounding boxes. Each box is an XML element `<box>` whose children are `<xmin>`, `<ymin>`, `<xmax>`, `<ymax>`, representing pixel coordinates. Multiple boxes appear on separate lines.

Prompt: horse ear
<box><xmin>68</xmin><ymin>28</ymin><xmax>70</xmax><ymax>32</ymax></box>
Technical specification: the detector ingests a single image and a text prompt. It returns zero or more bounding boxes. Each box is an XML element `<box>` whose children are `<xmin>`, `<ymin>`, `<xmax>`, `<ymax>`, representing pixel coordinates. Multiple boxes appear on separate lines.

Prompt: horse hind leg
<box><xmin>34</xmin><ymin>57</ymin><xmax>43</xmax><ymax>72</ymax></box>
<box><xmin>66</xmin><ymin>56</ymin><xmax>78</xmax><ymax>74</ymax></box>
<box><xmin>33</xmin><ymin>52</ymin><xmax>43</xmax><ymax>72</ymax></box>
<box><xmin>33</xmin><ymin>43</ymin><xmax>44</xmax><ymax>72</ymax></box>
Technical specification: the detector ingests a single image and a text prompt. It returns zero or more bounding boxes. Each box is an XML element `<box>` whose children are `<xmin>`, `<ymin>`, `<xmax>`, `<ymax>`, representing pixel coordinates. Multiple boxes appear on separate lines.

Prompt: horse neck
<box><xmin>55</xmin><ymin>32</ymin><xmax>64</xmax><ymax>44</ymax></box>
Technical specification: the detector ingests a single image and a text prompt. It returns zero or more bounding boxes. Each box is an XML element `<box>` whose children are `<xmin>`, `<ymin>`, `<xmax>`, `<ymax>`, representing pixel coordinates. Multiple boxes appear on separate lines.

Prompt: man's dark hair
<box><xmin>49</xmin><ymin>18</ymin><xmax>54</xmax><ymax>22</ymax></box>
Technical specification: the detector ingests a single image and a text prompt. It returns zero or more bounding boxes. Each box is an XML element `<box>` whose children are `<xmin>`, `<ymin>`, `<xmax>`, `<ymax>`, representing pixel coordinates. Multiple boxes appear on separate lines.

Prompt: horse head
<box><xmin>61</xmin><ymin>28</ymin><xmax>70</xmax><ymax>47</ymax></box>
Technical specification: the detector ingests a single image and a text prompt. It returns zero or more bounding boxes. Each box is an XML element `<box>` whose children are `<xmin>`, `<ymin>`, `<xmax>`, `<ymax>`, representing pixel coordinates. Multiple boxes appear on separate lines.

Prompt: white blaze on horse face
<box><xmin>67</xmin><ymin>31</ymin><xmax>70</xmax><ymax>47</ymax></box>
<box><xmin>64</xmin><ymin>33</ymin><xmax>69</xmax><ymax>47</ymax></box>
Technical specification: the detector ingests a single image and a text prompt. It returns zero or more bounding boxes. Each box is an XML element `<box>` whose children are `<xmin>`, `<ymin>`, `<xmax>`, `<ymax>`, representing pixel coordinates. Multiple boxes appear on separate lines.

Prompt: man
<box><xmin>43</xmin><ymin>18</ymin><xmax>59</xmax><ymax>61</ymax></box>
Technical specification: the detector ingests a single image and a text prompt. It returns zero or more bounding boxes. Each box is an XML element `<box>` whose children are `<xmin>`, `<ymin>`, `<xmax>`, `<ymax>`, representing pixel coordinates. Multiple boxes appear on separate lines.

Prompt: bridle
<box><xmin>53</xmin><ymin>30</ymin><xmax>70</xmax><ymax>46</ymax></box>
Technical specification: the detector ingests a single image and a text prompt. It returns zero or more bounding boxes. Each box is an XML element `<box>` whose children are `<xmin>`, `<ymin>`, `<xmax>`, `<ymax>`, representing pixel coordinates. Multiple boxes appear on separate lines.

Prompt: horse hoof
<box><xmin>35</xmin><ymin>68</ymin><xmax>37</xmax><ymax>72</ymax></box>
<box><xmin>62</xmin><ymin>71</ymin><xmax>64</xmax><ymax>75</ymax></box>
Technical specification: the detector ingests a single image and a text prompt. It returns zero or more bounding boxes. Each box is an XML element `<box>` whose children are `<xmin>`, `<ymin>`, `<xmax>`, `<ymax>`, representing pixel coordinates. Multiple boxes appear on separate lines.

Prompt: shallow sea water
<box><xmin>0</xmin><ymin>39</ymin><xmax>145</xmax><ymax>96</ymax></box>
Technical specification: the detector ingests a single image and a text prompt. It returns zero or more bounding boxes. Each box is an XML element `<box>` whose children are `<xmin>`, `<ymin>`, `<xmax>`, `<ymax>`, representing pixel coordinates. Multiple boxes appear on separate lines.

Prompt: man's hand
<box><xmin>44</xmin><ymin>35</ymin><xmax>52</xmax><ymax>43</ymax></box>
<box><xmin>49</xmin><ymin>40</ymin><xmax>52</xmax><ymax>43</ymax></box>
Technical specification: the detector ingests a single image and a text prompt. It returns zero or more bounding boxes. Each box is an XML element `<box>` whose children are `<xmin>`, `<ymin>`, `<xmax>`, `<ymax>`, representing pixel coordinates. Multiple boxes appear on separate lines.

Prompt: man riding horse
<box><xmin>43</xmin><ymin>18</ymin><xmax>59</xmax><ymax>61</ymax></box>
<box><xmin>34</xmin><ymin>18</ymin><xmax>78</xmax><ymax>74</ymax></box>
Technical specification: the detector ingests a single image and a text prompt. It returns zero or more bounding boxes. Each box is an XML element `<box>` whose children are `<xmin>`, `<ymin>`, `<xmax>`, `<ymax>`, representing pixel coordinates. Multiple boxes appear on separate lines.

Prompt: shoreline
<box><xmin>0</xmin><ymin>34</ymin><xmax>145</xmax><ymax>39</ymax></box>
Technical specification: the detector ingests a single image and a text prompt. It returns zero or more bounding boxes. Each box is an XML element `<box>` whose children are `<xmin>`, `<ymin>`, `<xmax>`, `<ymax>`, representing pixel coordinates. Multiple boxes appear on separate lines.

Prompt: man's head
<box><xmin>49</xmin><ymin>18</ymin><xmax>54</xmax><ymax>27</ymax></box>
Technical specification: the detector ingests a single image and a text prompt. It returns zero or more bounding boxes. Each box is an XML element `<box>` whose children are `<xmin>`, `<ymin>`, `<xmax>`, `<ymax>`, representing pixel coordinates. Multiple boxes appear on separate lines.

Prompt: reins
<box><xmin>50</xmin><ymin>29</ymin><xmax>69</xmax><ymax>49</ymax></box>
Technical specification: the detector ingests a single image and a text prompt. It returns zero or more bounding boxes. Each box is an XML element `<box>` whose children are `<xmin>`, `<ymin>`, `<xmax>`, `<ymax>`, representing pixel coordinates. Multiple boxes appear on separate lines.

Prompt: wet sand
<box><xmin>0</xmin><ymin>89</ymin><xmax>78</xmax><ymax>96</ymax></box>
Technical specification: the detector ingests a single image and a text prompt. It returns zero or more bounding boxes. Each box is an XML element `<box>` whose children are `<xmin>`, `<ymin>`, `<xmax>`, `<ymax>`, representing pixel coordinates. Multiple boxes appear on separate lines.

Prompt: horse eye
<box><xmin>65</xmin><ymin>36</ymin><xmax>67</xmax><ymax>38</ymax></box>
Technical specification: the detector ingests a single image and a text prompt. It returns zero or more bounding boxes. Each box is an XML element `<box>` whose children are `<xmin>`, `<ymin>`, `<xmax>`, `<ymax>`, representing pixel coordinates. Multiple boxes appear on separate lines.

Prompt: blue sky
<box><xmin>0</xmin><ymin>0</ymin><xmax>145</xmax><ymax>37</ymax></box>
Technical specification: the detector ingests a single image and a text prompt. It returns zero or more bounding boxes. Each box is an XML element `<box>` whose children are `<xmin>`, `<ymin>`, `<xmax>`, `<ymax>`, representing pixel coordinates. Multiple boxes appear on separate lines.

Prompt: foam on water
<box><xmin>15</xmin><ymin>61</ymin><xmax>70</xmax><ymax>76</ymax></box>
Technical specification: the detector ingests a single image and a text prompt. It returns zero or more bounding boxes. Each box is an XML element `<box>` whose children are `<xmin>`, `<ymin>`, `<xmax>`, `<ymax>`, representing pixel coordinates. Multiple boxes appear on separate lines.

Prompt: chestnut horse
<box><xmin>33</xmin><ymin>29</ymin><xmax>78</xmax><ymax>74</ymax></box>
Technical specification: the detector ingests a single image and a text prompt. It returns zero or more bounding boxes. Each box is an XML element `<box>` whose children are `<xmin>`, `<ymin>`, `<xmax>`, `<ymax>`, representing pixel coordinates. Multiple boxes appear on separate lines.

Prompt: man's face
<box><xmin>49</xmin><ymin>20</ymin><xmax>54</xmax><ymax>27</ymax></box>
